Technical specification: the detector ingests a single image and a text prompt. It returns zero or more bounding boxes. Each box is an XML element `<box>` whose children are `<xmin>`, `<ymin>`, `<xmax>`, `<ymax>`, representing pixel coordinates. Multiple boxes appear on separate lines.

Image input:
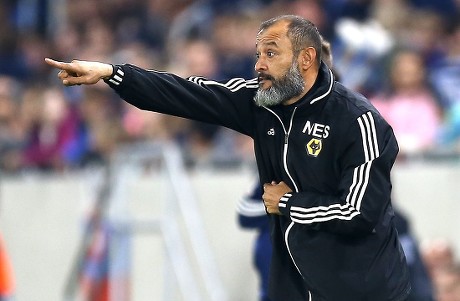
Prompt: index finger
<box><xmin>44</xmin><ymin>58</ymin><xmax>73</xmax><ymax>70</ymax></box>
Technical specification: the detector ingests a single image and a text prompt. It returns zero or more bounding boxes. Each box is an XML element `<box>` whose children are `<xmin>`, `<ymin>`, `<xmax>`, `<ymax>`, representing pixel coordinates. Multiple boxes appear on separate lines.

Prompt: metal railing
<box><xmin>63</xmin><ymin>141</ymin><xmax>228</xmax><ymax>301</ymax></box>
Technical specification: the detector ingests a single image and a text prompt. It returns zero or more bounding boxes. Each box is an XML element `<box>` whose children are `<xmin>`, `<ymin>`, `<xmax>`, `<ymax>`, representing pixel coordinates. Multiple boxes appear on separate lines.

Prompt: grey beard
<box><xmin>254</xmin><ymin>63</ymin><xmax>305</xmax><ymax>107</ymax></box>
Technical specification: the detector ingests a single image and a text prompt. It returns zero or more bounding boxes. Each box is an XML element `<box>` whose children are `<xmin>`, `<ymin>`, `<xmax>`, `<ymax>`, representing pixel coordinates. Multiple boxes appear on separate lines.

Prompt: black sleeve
<box><xmin>105</xmin><ymin>64</ymin><xmax>259</xmax><ymax>137</ymax></box>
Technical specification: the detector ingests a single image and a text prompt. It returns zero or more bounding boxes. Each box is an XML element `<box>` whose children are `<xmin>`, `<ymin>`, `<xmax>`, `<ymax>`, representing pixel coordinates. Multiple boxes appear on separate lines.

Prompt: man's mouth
<box><xmin>258</xmin><ymin>74</ymin><xmax>274</xmax><ymax>86</ymax></box>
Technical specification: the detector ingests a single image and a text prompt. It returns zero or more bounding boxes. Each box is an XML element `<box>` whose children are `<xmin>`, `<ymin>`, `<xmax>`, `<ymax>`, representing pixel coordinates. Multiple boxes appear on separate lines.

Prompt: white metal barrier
<box><xmin>63</xmin><ymin>142</ymin><xmax>228</xmax><ymax>301</ymax></box>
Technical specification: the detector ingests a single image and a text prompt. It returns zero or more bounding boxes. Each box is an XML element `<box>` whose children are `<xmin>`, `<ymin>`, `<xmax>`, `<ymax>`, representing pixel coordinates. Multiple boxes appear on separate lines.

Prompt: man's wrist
<box><xmin>278</xmin><ymin>192</ymin><xmax>293</xmax><ymax>216</ymax></box>
<box><xmin>101</xmin><ymin>64</ymin><xmax>115</xmax><ymax>80</ymax></box>
<box><xmin>103</xmin><ymin>65</ymin><xmax>125</xmax><ymax>86</ymax></box>
<box><xmin>279</xmin><ymin>192</ymin><xmax>292</xmax><ymax>209</ymax></box>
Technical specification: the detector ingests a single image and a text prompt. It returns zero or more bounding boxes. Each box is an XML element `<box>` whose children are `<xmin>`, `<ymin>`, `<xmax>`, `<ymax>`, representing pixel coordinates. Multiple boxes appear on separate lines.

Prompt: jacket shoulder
<box><xmin>330</xmin><ymin>82</ymin><xmax>385</xmax><ymax>122</ymax></box>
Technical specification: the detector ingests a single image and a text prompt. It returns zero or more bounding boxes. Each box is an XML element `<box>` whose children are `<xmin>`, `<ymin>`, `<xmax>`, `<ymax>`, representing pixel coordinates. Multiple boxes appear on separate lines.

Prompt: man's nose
<box><xmin>255</xmin><ymin>58</ymin><xmax>267</xmax><ymax>72</ymax></box>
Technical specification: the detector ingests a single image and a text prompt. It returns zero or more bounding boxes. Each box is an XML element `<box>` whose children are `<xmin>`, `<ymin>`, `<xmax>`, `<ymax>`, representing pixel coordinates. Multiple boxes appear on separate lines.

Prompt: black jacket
<box><xmin>105</xmin><ymin>62</ymin><xmax>411</xmax><ymax>301</ymax></box>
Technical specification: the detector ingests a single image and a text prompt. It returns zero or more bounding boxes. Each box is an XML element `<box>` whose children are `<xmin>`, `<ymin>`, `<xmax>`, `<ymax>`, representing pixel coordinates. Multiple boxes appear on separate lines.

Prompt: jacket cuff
<box><xmin>104</xmin><ymin>65</ymin><xmax>125</xmax><ymax>87</ymax></box>
<box><xmin>278</xmin><ymin>192</ymin><xmax>293</xmax><ymax>216</ymax></box>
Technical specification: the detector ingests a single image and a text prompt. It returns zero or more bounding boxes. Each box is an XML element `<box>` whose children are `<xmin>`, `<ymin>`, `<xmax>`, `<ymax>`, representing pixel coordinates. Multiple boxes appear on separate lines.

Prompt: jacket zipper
<box><xmin>284</xmin><ymin>107</ymin><xmax>313</xmax><ymax>300</ymax></box>
<box><xmin>281</xmin><ymin>107</ymin><xmax>305</xmax><ymax>275</ymax></box>
<box><xmin>263</xmin><ymin>107</ymin><xmax>309</xmax><ymax>291</ymax></box>
<box><xmin>282</xmin><ymin>107</ymin><xmax>298</xmax><ymax>192</ymax></box>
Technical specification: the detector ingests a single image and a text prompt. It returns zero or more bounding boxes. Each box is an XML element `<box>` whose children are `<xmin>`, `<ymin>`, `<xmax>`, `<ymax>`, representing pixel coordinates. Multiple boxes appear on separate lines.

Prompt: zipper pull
<box><xmin>284</xmin><ymin>134</ymin><xmax>289</xmax><ymax>144</ymax></box>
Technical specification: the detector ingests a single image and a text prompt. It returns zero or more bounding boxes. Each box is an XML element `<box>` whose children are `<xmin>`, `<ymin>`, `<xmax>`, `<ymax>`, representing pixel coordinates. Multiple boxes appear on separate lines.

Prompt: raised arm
<box><xmin>45</xmin><ymin>58</ymin><xmax>259</xmax><ymax>137</ymax></box>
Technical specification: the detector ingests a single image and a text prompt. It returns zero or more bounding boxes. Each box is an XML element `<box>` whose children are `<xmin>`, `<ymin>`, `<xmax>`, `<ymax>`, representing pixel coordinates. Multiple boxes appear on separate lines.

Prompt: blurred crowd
<box><xmin>0</xmin><ymin>0</ymin><xmax>459</xmax><ymax>174</ymax></box>
<box><xmin>1</xmin><ymin>0</ymin><xmax>460</xmax><ymax>299</ymax></box>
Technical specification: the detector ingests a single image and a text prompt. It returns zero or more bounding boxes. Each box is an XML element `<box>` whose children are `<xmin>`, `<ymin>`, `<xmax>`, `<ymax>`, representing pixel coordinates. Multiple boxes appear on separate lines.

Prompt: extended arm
<box><xmin>45</xmin><ymin>58</ymin><xmax>259</xmax><ymax>136</ymax></box>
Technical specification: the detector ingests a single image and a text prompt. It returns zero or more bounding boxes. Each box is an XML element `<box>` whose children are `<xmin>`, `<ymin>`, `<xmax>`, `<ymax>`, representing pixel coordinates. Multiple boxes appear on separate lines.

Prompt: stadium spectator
<box><xmin>370</xmin><ymin>48</ymin><xmax>443</xmax><ymax>158</ymax></box>
<box><xmin>21</xmin><ymin>87</ymin><xmax>80</xmax><ymax>171</ymax></box>
<box><xmin>393</xmin><ymin>209</ymin><xmax>435</xmax><ymax>301</ymax></box>
<box><xmin>431</xmin><ymin>18</ymin><xmax>460</xmax><ymax>150</ymax></box>
<box><xmin>433</xmin><ymin>264</ymin><xmax>460</xmax><ymax>301</ymax></box>
<box><xmin>422</xmin><ymin>238</ymin><xmax>456</xmax><ymax>279</ymax></box>
<box><xmin>0</xmin><ymin>76</ymin><xmax>25</xmax><ymax>173</ymax></box>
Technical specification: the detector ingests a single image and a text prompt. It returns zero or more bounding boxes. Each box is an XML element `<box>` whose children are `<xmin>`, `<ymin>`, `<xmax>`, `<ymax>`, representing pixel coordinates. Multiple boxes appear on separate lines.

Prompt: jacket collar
<box><xmin>263</xmin><ymin>61</ymin><xmax>334</xmax><ymax>115</ymax></box>
<box><xmin>298</xmin><ymin>61</ymin><xmax>334</xmax><ymax>107</ymax></box>
<box><xmin>262</xmin><ymin>61</ymin><xmax>334</xmax><ymax>113</ymax></box>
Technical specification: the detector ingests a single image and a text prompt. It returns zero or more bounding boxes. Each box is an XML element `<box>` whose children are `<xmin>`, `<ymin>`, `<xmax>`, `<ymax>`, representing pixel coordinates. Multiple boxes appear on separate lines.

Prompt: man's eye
<box><xmin>267</xmin><ymin>51</ymin><xmax>275</xmax><ymax>57</ymax></box>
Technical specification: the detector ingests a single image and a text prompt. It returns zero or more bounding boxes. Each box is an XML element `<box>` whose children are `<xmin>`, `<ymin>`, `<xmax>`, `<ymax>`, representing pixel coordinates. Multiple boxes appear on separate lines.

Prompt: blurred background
<box><xmin>0</xmin><ymin>0</ymin><xmax>460</xmax><ymax>300</ymax></box>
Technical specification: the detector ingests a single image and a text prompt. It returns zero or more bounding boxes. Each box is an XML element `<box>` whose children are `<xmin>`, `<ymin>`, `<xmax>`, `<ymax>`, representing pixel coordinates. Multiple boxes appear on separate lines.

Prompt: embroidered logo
<box><xmin>267</xmin><ymin>128</ymin><xmax>275</xmax><ymax>136</ymax></box>
<box><xmin>306</xmin><ymin>138</ymin><xmax>322</xmax><ymax>157</ymax></box>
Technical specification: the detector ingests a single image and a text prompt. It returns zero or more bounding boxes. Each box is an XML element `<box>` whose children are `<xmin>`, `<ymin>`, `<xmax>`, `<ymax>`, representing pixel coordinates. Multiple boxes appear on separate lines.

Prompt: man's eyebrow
<box><xmin>256</xmin><ymin>40</ymin><xmax>279</xmax><ymax>48</ymax></box>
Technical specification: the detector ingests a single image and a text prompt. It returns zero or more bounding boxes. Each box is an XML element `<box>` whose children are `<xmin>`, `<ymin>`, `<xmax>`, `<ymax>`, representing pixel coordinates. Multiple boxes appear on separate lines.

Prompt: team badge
<box><xmin>306</xmin><ymin>138</ymin><xmax>322</xmax><ymax>157</ymax></box>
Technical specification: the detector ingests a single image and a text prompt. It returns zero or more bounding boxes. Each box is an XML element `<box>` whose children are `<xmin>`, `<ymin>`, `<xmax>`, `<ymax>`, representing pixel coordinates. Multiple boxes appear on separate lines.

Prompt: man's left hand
<box><xmin>262</xmin><ymin>181</ymin><xmax>292</xmax><ymax>214</ymax></box>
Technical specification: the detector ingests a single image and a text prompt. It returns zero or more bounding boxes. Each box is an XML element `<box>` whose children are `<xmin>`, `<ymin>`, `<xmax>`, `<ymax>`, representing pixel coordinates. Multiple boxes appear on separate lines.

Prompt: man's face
<box><xmin>254</xmin><ymin>21</ymin><xmax>305</xmax><ymax>107</ymax></box>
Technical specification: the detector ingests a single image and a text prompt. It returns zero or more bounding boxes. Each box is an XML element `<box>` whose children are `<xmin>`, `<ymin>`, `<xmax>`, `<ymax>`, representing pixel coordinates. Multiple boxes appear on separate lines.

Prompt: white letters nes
<box><xmin>302</xmin><ymin>120</ymin><xmax>330</xmax><ymax>138</ymax></box>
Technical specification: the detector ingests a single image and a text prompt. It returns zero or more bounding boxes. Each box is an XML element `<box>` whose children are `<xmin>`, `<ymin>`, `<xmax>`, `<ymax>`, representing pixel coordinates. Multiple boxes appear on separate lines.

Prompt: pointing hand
<box><xmin>44</xmin><ymin>58</ymin><xmax>113</xmax><ymax>86</ymax></box>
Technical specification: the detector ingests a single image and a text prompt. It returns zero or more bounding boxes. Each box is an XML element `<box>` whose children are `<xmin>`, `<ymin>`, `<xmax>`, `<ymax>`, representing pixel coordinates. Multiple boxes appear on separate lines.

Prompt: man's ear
<box><xmin>300</xmin><ymin>47</ymin><xmax>317</xmax><ymax>70</ymax></box>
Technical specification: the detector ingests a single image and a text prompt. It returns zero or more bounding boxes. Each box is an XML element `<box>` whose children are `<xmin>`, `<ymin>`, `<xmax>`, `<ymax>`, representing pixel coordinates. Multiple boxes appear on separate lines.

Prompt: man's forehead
<box><xmin>256</xmin><ymin>21</ymin><xmax>289</xmax><ymax>46</ymax></box>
